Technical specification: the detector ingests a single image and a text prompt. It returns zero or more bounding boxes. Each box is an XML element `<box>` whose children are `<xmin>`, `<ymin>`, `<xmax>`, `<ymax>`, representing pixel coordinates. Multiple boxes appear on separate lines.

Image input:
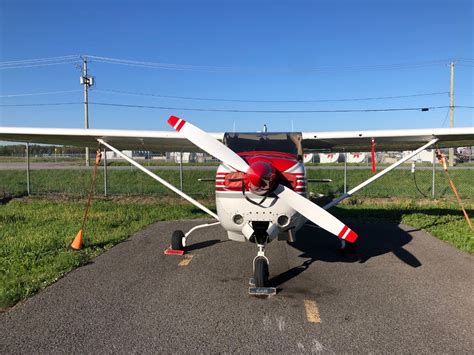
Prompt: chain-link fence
<box><xmin>1</xmin><ymin>148</ymin><xmax>473</xmax><ymax>201</ymax></box>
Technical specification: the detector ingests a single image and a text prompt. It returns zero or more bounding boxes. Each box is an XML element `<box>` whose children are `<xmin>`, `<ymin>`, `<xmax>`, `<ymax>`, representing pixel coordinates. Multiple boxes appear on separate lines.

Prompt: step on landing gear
<box><xmin>164</xmin><ymin>230</ymin><xmax>185</xmax><ymax>256</ymax></box>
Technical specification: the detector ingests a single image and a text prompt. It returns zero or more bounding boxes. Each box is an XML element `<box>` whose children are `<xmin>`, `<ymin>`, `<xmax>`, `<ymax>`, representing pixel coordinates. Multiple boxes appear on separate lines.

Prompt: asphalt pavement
<box><xmin>1</xmin><ymin>219</ymin><xmax>473</xmax><ymax>353</ymax></box>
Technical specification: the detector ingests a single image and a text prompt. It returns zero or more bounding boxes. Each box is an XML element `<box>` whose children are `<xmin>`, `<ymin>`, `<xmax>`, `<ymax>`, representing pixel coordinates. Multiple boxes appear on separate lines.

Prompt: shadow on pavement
<box><xmin>186</xmin><ymin>239</ymin><xmax>222</xmax><ymax>251</ymax></box>
<box><xmin>271</xmin><ymin>219</ymin><xmax>422</xmax><ymax>288</ymax></box>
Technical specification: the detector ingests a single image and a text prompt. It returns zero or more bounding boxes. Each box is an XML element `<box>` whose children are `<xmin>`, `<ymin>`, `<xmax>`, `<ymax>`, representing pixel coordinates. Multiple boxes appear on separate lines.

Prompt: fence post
<box><xmin>26</xmin><ymin>143</ymin><xmax>30</xmax><ymax>196</ymax></box>
<box><xmin>344</xmin><ymin>152</ymin><xmax>348</xmax><ymax>194</ymax></box>
<box><xmin>432</xmin><ymin>149</ymin><xmax>436</xmax><ymax>199</ymax></box>
<box><xmin>103</xmin><ymin>148</ymin><xmax>108</xmax><ymax>197</ymax></box>
<box><xmin>179</xmin><ymin>151</ymin><xmax>183</xmax><ymax>191</ymax></box>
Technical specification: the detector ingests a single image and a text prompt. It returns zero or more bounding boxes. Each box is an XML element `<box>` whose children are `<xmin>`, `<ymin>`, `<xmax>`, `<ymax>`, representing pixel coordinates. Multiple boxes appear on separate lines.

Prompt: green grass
<box><xmin>332</xmin><ymin>199</ymin><xmax>474</xmax><ymax>253</ymax></box>
<box><xmin>1</xmin><ymin>167</ymin><xmax>473</xmax><ymax>200</ymax></box>
<box><xmin>0</xmin><ymin>198</ymin><xmax>209</xmax><ymax>310</ymax></box>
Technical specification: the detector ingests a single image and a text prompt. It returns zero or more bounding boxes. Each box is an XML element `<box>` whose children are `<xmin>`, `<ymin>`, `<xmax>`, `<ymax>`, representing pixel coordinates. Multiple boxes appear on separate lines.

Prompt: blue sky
<box><xmin>0</xmin><ymin>0</ymin><xmax>472</xmax><ymax>133</ymax></box>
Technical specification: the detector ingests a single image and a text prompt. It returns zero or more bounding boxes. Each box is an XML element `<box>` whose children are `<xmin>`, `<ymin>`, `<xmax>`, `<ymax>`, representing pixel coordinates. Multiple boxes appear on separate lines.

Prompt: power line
<box><xmin>0</xmin><ymin>55</ymin><xmax>79</xmax><ymax>65</ymax></box>
<box><xmin>0</xmin><ymin>60</ymin><xmax>80</xmax><ymax>70</ymax></box>
<box><xmin>87</xmin><ymin>55</ymin><xmax>455</xmax><ymax>73</ymax></box>
<box><xmin>0</xmin><ymin>89</ymin><xmax>81</xmax><ymax>98</ymax></box>
<box><xmin>0</xmin><ymin>55</ymin><xmax>80</xmax><ymax>70</ymax></box>
<box><xmin>95</xmin><ymin>88</ymin><xmax>449</xmax><ymax>103</ymax></box>
<box><xmin>0</xmin><ymin>54</ymin><xmax>467</xmax><ymax>73</ymax></box>
<box><xmin>89</xmin><ymin>102</ymin><xmax>462</xmax><ymax>113</ymax></box>
<box><xmin>1</xmin><ymin>101</ymin><xmax>472</xmax><ymax>113</ymax></box>
<box><xmin>0</xmin><ymin>102</ymin><xmax>81</xmax><ymax>107</ymax></box>
<box><xmin>440</xmin><ymin>107</ymin><xmax>451</xmax><ymax>127</ymax></box>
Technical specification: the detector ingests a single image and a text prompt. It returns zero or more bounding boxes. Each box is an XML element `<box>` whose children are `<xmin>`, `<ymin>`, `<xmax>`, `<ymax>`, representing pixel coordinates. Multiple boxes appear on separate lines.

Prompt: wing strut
<box><xmin>97</xmin><ymin>139</ymin><xmax>219</xmax><ymax>220</ymax></box>
<box><xmin>323</xmin><ymin>138</ymin><xmax>439</xmax><ymax>209</ymax></box>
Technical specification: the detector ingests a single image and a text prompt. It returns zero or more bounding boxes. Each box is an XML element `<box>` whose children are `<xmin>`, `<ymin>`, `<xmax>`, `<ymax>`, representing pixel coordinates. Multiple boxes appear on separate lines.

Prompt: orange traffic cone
<box><xmin>70</xmin><ymin>229</ymin><xmax>84</xmax><ymax>250</ymax></box>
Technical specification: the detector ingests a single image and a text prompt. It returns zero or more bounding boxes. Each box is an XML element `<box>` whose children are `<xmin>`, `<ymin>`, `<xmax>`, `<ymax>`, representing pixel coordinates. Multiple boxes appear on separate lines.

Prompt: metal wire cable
<box><xmin>95</xmin><ymin>88</ymin><xmax>450</xmax><ymax>103</ymax></box>
<box><xmin>1</xmin><ymin>102</ymin><xmax>472</xmax><ymax>113</ymax></box>
<box><xmin>0</xmin><ymin>90</ymin><xmax>82</xmax><ymax>98</ymax></box>
<box><xmin>87</xmin><ymin>55</ymin><xmax>456</xmax><ymax>73</ymax></box>
<box><xmin>0</xmin><ymin>55</ymin><xmax>79</xmax><ymax>66</ymax></box>
<box><xmin>0</xmin><ymin>60</ymin><xmax>80</xmax><ymax>70</ymax></box>
<box><xmin>0</xmin><ymin>102</ymin><xmax>82</xmax><ymax>107</ymax></box>
<box><xmin>413</xmin><ymin>167</ymin><xmax>429</xmax><ymax>198</ymax></box>
<box><xmin>89</xmin><ymin>102</ymin><xmax>455</xmax><ymax>113</ymax></box>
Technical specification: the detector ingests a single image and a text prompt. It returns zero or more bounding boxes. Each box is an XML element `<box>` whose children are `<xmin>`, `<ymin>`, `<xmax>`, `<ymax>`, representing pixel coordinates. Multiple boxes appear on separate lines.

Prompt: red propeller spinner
<box><xmin>244</xmin><ymin>160</ymin><xmax>277</xmax><ymax>195</ymax></box>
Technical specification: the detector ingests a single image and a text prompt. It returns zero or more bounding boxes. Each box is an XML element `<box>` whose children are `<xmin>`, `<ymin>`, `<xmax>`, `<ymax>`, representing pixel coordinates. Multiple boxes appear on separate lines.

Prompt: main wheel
<box><xmin>254</xmin><ymin>257</ymin><xmax>269</xmax><ymax>287</ymax></box>
<box><xmin>171</xmin><ymin>230</ymin><xmax>185</xmax><ymax>250</ymax></box>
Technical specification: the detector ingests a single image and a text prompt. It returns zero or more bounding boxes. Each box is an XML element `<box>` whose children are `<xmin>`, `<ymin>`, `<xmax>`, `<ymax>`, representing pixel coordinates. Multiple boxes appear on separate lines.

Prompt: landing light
<box><xmin>277</xmin><ymin>215</ymin><xmax>289</xmax><ymax>227</ymax></box>
<box><xmin>233</xmin><ymin>214</ymin><xmax>244</xmax><ymax>225</ymax></box>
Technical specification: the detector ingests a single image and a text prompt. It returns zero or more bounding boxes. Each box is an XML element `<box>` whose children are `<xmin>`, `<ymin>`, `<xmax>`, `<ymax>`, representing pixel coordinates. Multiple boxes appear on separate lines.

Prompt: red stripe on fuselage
<box><xmin>215</xmin><ymin>151</ymin><xmax>304</xmax><ymax>193</ymax></box>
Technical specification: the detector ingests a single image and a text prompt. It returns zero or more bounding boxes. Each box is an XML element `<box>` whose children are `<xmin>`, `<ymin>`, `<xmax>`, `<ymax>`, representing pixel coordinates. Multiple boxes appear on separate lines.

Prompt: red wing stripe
<box><xmin>176</xmin><ymin>119</ymin><xmax>186</xmax><ymax>132</ymax></box>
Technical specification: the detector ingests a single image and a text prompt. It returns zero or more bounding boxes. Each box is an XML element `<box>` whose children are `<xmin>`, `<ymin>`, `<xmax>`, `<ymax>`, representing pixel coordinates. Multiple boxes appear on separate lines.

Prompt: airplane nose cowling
<box><xmin>245</xmin><ymin>161</ymin><xmax>276</xmax><ymax>195</ymax></box>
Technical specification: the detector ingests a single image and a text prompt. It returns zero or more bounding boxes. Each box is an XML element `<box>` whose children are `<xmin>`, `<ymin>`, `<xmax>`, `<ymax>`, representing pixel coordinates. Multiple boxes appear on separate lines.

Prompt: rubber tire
<box><xmin>254</xmin><ymin>257</ymin><xmax>269</xmax><ymax>287</ymax></box>
<box><xmin>171</xmin><ymin>230</ymin><xmax>185</xmax><ymax>250</ymax></box>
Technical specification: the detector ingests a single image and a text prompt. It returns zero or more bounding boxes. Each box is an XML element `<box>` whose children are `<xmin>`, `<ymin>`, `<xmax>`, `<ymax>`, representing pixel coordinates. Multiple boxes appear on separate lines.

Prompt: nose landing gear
<box><xmin>249</xmin><ymin>230</ymin><xmax>276</xmax><ymax>296</ymax></box>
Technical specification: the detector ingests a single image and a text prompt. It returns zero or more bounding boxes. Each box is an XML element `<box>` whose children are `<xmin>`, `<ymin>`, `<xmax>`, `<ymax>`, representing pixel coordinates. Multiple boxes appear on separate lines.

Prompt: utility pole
<box><xmin>81</xmin><ymin>57</ymin><xmax>94</xmax><ymax>166</ymax></box>
<box><xmin>449</xmin><ymin>61</ymin><xmax>455</xmax><ymax>167</ymax></box>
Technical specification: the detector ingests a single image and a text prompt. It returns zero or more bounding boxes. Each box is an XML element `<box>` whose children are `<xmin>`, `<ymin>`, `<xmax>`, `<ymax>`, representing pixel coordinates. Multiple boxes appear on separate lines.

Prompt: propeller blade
<box><xmin>168</xmin><ymin>116</ymin><xmax>249</xmax><ymax>172</ymax></box>
<box><xmin>274</xmin><ymin>185</ymin><xmax>358</xmax><ymax>242</ymax></box>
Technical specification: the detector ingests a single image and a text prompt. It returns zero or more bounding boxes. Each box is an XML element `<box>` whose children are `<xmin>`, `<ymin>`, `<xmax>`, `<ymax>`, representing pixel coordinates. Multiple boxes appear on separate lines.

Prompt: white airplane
<box><xmin>1</xmin><ymin>118</ymin><xmax>473</xmax><ymax>293</ymax></box>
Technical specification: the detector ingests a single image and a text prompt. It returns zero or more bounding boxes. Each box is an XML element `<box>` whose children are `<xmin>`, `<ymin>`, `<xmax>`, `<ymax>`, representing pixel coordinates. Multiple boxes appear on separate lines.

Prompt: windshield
<box><xmin>223</xmin><ymin>132</ymin><xmax>303</xmax><ymax>158</ymax></box>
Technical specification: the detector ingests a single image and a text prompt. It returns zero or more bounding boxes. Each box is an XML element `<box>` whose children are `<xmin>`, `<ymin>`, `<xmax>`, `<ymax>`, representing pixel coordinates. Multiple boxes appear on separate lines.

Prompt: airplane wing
<box><xmin>0</xmin><ymin>127</ymin><xmax>224</xmax><ymax>152</ymax></box>
<box><xmin>0</xmin><ymin>126</ymin><xmax>473</xmax><ymax>153</ymax></box>
<box><xmin>301</xmin><ymin>127</ymin><xmax>474</xmax><ymax>152</ymax></box>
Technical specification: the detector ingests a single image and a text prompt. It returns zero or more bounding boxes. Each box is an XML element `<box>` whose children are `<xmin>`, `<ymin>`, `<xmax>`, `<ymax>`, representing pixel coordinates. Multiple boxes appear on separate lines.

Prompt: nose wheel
<box><xmin>254</xmin><ymin>256</ymin><xmax>269</xmax><ymax>287</ymax></box>
<box><xmin>249</xmin><ymin>243</ymin><xmax>276</xmax><ymax>296</ymax></box>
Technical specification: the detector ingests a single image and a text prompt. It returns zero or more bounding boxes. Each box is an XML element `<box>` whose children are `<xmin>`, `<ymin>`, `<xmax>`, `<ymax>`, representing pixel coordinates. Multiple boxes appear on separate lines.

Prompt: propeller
<box><xmin>273</xmin><ymin>185</ymin><xmax>358</xmax><ymax>242</ymax></box>
<box><xmin>168</xmin><ymin>116</ymin><xmax>249</xmax><ymax>172</ymax></box>
<box><xmin>168</xmin><ymin>116</ymin><xmax>358</xmax><ymax>243</ymax></box>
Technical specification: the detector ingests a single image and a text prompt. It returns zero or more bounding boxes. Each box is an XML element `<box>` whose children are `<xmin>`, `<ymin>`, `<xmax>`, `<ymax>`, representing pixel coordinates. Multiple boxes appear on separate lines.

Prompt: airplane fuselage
<box><xmin>215</xmin><ymin>151</ymin><xmax>307</xmax><ymax>242</ymax></box>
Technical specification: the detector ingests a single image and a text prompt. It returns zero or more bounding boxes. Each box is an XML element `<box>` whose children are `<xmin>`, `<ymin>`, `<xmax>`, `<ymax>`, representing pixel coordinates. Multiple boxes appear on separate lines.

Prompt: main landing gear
<box><xmin>167</xmin><ymin>221</ymin><xmax>221</xmax><ymax>253</ymax></box>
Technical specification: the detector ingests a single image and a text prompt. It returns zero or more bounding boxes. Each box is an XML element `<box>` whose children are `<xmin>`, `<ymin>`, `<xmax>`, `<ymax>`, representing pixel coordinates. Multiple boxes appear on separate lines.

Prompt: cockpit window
<box><xmin>223</xmin><ymin>132</ymin><xmax>303</xmax><ymax>158</ymax></box>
